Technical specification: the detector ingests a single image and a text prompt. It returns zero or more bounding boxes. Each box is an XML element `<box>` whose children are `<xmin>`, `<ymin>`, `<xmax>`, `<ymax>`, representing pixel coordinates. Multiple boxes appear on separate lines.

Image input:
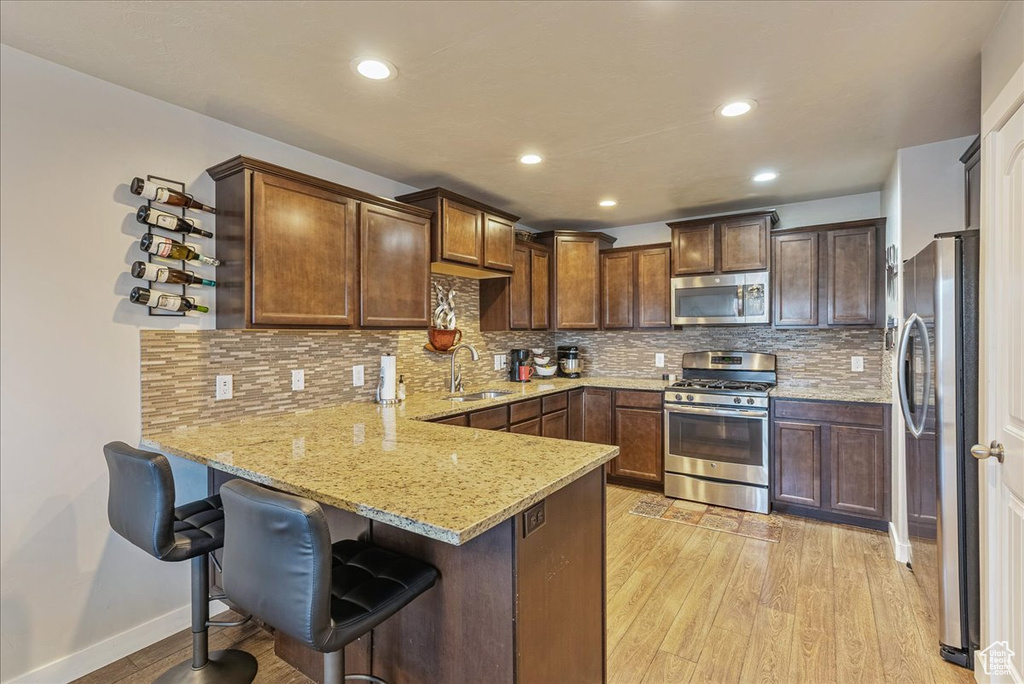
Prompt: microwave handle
<box><xmin>736</xmin><ymin>286</ymin><xmax>744</xmax><ymax>317</ymax></box>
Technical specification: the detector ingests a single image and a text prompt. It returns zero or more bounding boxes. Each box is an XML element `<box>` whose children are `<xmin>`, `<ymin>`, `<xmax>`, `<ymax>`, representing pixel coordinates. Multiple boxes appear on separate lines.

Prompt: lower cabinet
<box><xmin>583</xmin><ymin>387</ymin><xmax>664</xmax><ymax>491</ymax></box>
<box><xmin>771</xmin><ymin>399</ymin><xmax>890</xmax><ymax>529</ymax></box>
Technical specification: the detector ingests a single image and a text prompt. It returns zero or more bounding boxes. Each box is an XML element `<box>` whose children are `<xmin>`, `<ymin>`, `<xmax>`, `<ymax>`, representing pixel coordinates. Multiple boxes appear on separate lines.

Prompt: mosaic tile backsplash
<box><xmin>141</xmin><ymin>275</ymin><xmax>890</xmax><ymax>430</ymax></box>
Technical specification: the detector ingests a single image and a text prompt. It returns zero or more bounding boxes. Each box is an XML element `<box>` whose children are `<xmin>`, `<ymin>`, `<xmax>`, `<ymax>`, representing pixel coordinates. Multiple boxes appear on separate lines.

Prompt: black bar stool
<box><xmin>219</xmin><ymin>479</ymin><xmax>439</xmax><ymax>684</ymax></box>
<box><xmin>103</xmin><ymin>442</ymin><xmax>258</xmax><ymax>683</ymax></box>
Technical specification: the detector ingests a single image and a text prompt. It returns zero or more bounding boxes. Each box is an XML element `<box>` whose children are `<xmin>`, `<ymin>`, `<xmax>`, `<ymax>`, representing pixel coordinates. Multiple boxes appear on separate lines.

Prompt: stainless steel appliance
<box><xmin>663</xmin><ymin>351</ymin><xmax>776</xmax><ymax>513</ymax></box>
<box><xmin>557</xmin><ymin>345</ymin><xmax>582</xmax><ymax>378</ymax></box>
<box><xmin>898</xmin><ymin>231</ymin><xmax>979</xmax><ymax>669</ymax></box>
<box><xmin>670</xmin><ymin>272</ymin><xmax>770</xmax><ymax>325</ymax></box>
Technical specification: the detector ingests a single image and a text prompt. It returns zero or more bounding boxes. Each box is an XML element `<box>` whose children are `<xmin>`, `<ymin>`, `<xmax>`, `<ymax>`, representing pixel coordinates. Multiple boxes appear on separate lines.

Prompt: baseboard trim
<box><xmin>4</xmin><ymin>600</ymin><xmax>227</xmax><ymax>684</ymax></box>
<box><xmin>889</xmin><ymin>522</ymin><xmax>911</xmax><ymax>563</ymax></box>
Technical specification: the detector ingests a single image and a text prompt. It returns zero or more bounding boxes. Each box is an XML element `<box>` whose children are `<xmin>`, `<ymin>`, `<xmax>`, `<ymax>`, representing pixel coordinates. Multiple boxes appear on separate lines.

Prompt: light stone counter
<box><xmin>771</xmin><ymin>384</ymin><xmax>892</xmax><ymax>404</ymax></box>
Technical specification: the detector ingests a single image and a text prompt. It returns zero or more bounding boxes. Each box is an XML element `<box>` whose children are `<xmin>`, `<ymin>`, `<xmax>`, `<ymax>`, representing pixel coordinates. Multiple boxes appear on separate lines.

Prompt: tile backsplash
<box><xmin>141</xmin><ymin>275</ymin><xmax>890</xmax><ymax>430</ymax></box>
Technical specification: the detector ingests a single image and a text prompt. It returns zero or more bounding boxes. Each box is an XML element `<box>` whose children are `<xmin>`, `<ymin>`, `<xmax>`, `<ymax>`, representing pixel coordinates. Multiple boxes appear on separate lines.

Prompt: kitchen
<box><xmin>1</xmin><ymin>3</ymin><xmax>1022</xmax><ymax>684</ymax></box>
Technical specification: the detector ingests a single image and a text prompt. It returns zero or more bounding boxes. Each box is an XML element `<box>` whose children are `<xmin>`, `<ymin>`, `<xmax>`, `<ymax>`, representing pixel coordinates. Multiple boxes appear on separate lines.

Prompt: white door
<box><xmin>977</xmin><ymin>63</ymin><xmax>1024</xmax><ymax>684</ymax></box>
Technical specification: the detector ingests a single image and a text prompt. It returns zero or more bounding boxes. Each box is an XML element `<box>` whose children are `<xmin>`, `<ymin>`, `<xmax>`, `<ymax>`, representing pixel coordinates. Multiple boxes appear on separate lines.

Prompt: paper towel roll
<box><xmin>378</xmin><ymin>354</ymin><xmax>397</xmax><ymax>402</ymax></box>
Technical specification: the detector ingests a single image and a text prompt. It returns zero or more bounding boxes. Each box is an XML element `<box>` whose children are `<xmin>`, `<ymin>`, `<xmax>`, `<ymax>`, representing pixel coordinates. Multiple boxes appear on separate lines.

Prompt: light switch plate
<box><xmin>851</xmin><ymin>356</ymin><xmax>864</xmax><ymax>372</ymax></box>
<box><xmin>292</xmin><ymin>369</ymin><xmax>305</xmax><ymax>391</ymax></box>
<box><xmin>215</xmin><ymin>375</ymin><xmax>232</xmax><ymax>401</ymax></box>
<box><xmin>655</xmin><ymin>353</ymin><xmax>665</xmax><ymax>368</ymax></box>
<box><xmin>352</xmin><ymin>365</ymin><xmax>364</xmax><ymax>386</ymax></box>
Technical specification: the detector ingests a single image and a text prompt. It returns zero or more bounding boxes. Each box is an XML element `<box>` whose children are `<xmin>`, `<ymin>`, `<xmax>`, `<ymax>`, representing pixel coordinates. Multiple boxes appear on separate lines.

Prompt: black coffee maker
<box><xmin>557</xmin><ymin>345</ymin><xmax>582</xmax><ymax>378</ymax></box>
<box><xmin>508</xmin><ymin>348</ymin><xmax>532</xmax><ymax>382</ymax></box>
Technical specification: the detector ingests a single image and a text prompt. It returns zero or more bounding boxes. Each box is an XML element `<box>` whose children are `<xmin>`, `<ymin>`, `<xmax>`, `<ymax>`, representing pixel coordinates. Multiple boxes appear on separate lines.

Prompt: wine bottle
<box><xmin>136</xmin><ymin>205</ymin><xmax>213</xmax><ymax>238</ymax></box>
<box><xmin>130</xmin><ymin>177</ymin><xmax>216</xmax><ymax>214</ymax></box>
<box><xmin>130</xmin><ymin>287</ymin><xmax>209</xmax><ymax>313</ymax></box>
<box><xmin>140</xmin><ymin>233</ymin><xmax>220</xmax><ymax>266</ymax></box>
<box><xmin>131</xmin><ymin>261</ymin><xmax>216</xmax><ymax>287</ymax></box>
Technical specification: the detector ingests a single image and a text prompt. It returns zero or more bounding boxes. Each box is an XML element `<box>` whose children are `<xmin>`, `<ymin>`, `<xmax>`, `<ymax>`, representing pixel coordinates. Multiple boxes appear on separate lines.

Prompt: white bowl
<box><xmin>533</xmin><ymin>356</ymin><xmax>550</xmax><ymax>365</ymax></box>
<box><xmin>535</xmin><ymin>365</ymin><xmax>558</xmax><ymax>377</ymax></box>
<box><xmin>531</xmin><ymin>348</ymin><xmax>545</xmax><ymax>355</ymax></box>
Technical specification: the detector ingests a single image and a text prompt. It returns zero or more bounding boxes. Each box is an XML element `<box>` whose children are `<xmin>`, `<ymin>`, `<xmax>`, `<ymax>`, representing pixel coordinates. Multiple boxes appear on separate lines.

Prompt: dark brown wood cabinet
<box><xmin>395</xmin><ymin>188</ymin><xmax>518</xmax><ymax>278</ymax></box>
<box><xmin>567</xmin><ymin>389</ymin><xmax>584</xmax><ymax>441</ymax></box>
<box><xmin>772</xmin><ymin>218</ymin><xmax>886</xmax><ymax>329</ymax></box>
<box><xmin>609</xmin><ymin>390</ymin><xmax>663</xmax><ymax>487</ymax></box>
<box><xmin>535</xmin><ymin>231</ymin><xmax>616</xmax><ymax>330</ymax></box>
<box><xmin>479</xmin><ymin>240</ymin><xmax>551</xmax><ymax>332</ymax></box>
<box><xmin>207</xmin><ymin>156</ymin><xmax>433</xmax><ymax>330</ymax></box>
<box><xmin>600</xmin><ymin>244</ymin><xmax>671</xmax><ymax>330</ymax></box>
<box><xmin>771</xmin><ymin>399</ymin><xmax>890</xmax><ymax>529</ymax></box>
<box><xmin>668</xmin><ymin>211</ymin><xmax>778</xmax><ymax>275</ymax></box>
<box><xmin>582</xmin><ymin>388</ymin><xmax>614</xmax><ymax>445</ymax></box>
<box><xmin>962</xmin><ymin>136</ymin><xmax>981</xmax><ymax>231</ymax></box>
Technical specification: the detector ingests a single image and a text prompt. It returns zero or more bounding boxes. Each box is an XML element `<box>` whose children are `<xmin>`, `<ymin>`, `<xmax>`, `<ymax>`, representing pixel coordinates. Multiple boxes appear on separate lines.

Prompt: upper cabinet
<box><xmin>535</xmin><ymin>231</ymin><xmax>616</xmax><ymax>330</ymax></box>
<box><xmin>600</xmin><ymin>244</ymin><xmax>672</xmax><ymax>330</ymax></box>
<box><xmin>395</xmin><ymin>188</ymin><xmax>518</xmax><ymax>278</ymax></box>
<box><xmin>207</xmin><ymin>156</ymin><xmax>433</xmax><ymax>329</ymax></box>
<box><xmin>961</xmin><ymin>136</ymin><xmax>980</xmax><ymax>231</ymax></box>
<box><xmin>668</xmin><ymin>210</ymin><xmax>778</xmax><ymax>275</ymax></box>
<box><xmin>772</xmin><ymin>218</ymin><xmax>886</xmax><ymax>328</ymax></box>
<box><xmin>479</xmin><ymin>240</ymin><xmax>551</xmax><ymax>331</ymax></box>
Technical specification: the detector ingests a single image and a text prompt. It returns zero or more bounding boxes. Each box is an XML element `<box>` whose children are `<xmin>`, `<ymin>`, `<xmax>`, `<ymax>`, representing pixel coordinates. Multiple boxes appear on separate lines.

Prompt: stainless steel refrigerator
<box><xmin>898</xmin><ymin>230</ymin><xmax>980</xmax><ymax>669</ymax></box>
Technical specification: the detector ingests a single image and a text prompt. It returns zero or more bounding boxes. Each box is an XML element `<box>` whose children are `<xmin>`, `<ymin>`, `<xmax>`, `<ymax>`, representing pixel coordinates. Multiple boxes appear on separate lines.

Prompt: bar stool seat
<box><xmin>166</xmin><ymin>496</ymin><xmax>224</xmax><ymax>561</ymax></box>
<box><xmin>220</xmin><ymin>480</ymin><xmax>438</xmax><ymax>684</ymax></box>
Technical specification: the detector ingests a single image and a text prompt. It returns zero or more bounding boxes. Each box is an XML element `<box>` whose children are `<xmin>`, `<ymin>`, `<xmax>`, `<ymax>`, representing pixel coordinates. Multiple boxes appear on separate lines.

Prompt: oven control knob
<box><xmin>747</xmin><ymin>398</ymin><xmax>755</xmax><ymax>405</ymax></box>
<box><xmin>675</xmin><ymin>394</ymin><xmax>682</xmax><ymax>401</ymax></box>
<box><xmin>686</xmin><ymin>394</ymin><xmax>694</xmax><ymax>402</ymax></box>
<box><xmin>733</xmin><ymin>397</ymin><xmax>742</xmax><ymax>404</ymax></box>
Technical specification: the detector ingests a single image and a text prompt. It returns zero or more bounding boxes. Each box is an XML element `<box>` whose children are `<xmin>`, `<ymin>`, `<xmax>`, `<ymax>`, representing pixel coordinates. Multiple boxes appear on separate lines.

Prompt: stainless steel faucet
<box><xmin>449</xmin><ymin>343</ymin><xmax>480</xmax><ymax>393</ymax></box>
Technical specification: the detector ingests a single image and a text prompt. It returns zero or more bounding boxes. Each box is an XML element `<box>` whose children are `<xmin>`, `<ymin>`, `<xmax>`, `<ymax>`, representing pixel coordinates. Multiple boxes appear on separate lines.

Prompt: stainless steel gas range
<box><xmin>663</xmin><ymin>351</ymin><xmax>776</xmax><ymax>514</ymax></box>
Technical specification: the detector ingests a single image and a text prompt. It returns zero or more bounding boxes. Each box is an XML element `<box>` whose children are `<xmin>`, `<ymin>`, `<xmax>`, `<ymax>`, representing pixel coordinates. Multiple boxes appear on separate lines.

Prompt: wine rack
<box><xmin>137</xmin><ymin>175</ymin><xmax>209</xmax><ymax>316</ymax></box>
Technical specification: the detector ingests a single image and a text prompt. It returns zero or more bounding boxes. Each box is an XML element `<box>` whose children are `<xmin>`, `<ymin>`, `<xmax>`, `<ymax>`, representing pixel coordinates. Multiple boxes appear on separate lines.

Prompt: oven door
<box><xmin>664</xmin><ymin>404</ymin><xmax>769</xmax><ymax>485</ymax></box>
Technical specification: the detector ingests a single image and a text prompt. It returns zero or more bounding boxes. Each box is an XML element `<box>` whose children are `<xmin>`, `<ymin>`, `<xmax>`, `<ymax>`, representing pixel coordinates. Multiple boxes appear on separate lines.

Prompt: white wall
<box><xmin>0</xmin><ymin>46</ymin><xmax>419</xmax><ymax>683</ymax></box>
<box><xmin>600</xmin><ymin>191</ymin><xmax>883</xmax><ymax>247</ymax></box>
<box><xmin>981</xmin><ymin>0</ymin><xmax>1024</xmax><ymax>113</ymax></box>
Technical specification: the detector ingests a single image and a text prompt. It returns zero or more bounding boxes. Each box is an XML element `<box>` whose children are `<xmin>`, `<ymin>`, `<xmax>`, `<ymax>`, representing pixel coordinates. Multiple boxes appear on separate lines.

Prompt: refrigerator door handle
<box><xmin>898</xmin><ymin>313</ymin><xmax>932</xmax><ymax>437</ymax></box>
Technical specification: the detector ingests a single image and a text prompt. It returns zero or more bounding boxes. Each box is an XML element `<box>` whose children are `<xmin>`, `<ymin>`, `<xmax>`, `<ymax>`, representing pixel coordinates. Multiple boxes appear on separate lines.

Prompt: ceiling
<box><xmin>0</xmin><ymin>1</ymin><xmax>1004</xmax><ymax>229</ymax></box>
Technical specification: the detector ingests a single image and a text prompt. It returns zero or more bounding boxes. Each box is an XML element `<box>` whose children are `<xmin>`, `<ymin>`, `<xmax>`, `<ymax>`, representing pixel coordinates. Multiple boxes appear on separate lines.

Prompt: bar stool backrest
<box><xmin>220</xmin><ymin>479</ymin><xmax>333</xmax><ymax>651</ymax></box>
<box><xmin>103</xmin><ymin>441</ymin><xmax>177</xmax><ymax>560</ymax></box>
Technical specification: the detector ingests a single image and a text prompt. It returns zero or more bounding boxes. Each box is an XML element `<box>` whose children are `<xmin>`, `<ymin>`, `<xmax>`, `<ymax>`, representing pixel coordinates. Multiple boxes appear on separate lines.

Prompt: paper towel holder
<box><xmin>376</xmin><ymin>353</ymin><xmax>402</xmax><ymax>406</ymax></box>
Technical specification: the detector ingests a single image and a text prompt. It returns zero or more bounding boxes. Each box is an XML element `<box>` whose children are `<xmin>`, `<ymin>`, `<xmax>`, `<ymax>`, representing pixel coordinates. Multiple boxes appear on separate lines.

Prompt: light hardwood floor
<box><xmin>75</xmin><ymin>485</ymin><xmax>974</xmax><ymax>684</ymax></box>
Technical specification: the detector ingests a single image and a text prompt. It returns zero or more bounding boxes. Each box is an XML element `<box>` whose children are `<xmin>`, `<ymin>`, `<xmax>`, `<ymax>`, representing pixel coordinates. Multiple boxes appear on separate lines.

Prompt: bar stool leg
<box><xmin>153</xmin><ymin>555</ymin><xmax>258</xmax><ymax>684</ymax></box>
<box><xmin>325</xmin><ymin>649</ymin><xmax>387</xmax><ymax>684</ymax></box>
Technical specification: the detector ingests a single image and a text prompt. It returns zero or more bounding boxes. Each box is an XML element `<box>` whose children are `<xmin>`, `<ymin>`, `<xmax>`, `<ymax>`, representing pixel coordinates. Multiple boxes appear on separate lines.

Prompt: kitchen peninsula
<box><xmin>143</xmin><ymin>385</ymin><xmax>623</xmax><ymax>684</ymax></box>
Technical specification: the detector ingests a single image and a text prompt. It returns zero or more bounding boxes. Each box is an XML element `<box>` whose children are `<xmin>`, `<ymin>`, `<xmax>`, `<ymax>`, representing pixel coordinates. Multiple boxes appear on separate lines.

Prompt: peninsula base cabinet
<box><xmin>771</xmin><ymin>399</ymin><xmax>891</xmax><ymax>530</ymax></box>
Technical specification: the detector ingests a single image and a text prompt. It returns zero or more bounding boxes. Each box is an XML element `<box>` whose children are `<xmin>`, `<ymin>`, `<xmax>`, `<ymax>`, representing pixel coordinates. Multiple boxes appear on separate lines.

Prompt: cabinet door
<box><xmin>541</xmin><ymin>410</ymin><xmax>568</xmax><ymax>440</ymax></box>
<box><xmin>611</xmin><ymin>407</ymin><xmax>664</xmax><ymax>485</ymax></box>
<box><xmin>720</xmin><ymin>216</ymin><xmax>769</xmax><ymax>272</ymax></box>
<box><xmin>434</xmin><ymin>414</ymin><xmax>469</xmax><ymax>427</ymax></box>
<box><xmin>772</xmin><ymin>421</ymin><xmax>822</xmax><ymax>508</ymax></box>
<box><xmin>829</xmin><ymin>425</ymin><xmax>886</xmax><ymax>518</ymax></box>
<box><xmin>440</xmin><ymin>198</ymin><xmax>483</xmax><ymax>266</ymax></box>
<box><xmin>530</xmin><ymin>250</ymin><xmax>550</xmax><ymax>330</ymax></box>
<box><xmin>251</xmin><ymin>172</ymin><xmax>357</xmax><ymax>326</ymax></box>
<box><xmin>554</xmin><ymin>235</ymin><xmax>601</xmax><ymax>329</ymax></box>
<box><xmin>827</xmin><ymin>226</ymin><xmax>876</xmax><ymax>325</ymax></box>
<box><xmin>359</xmin><ymin>203</ymin><xmax>432</xmax><ymax>327</ymax></box>
<box><xmin>671</xmin><ymin>224</ymin><xmax>716</xmax><ymax>275</ymax></box>
<box><xmin>483</xmin><ymin>214</ymin><xmax>515</xmax><ymax>272</ymax></box>
<box><xmin>636</xmin><ymin>247</ymin><xmax>672</xmax><ymax>328</ymax></box>
<box><xmin>510</xmin><ymin>418</ymin><xmax>541</xmax><ymax>436</ymax></box>
<box><xmin>583</xmin><ymin>388</ymin><xmax>614</xmax><ymax>445</ymax></box>
<box><xmin>773</xmin><ymin>233</ymin><xmax>819</xmax><ymax>326</ymax></box>
<box><xmin>510</xmin><ymin>245</ymin><xmax>531</xmax><ymax>329</ymax></box>
<box><xmin>567</xmin><ymin>389</ymin><xmax>584</xmax><ymax>441</ymax></box>
<box><xmin>601</xmin><ymin>251</ymin><xmax>635</xmax><ymax>329</ymax></box>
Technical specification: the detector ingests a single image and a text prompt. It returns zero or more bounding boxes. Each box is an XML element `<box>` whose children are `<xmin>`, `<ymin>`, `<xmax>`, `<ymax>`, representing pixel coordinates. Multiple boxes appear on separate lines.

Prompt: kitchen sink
<box><xmin>445</xmin><ymin>390</ymin><xmax>514</xmax><ymax>402</ymax></box>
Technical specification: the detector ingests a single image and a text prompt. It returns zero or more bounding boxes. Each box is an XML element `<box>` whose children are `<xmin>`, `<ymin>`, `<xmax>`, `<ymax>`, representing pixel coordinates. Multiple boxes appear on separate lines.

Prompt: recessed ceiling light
<box><xmin>717</xmin><ymin>99</ymin><xmax>757</xmax><ymax>117</ymax></box>
<box><xmin>599</xmin><ymin>199</ymin><xmax>617</xmax><ymax>207</ymax></box>
<box><xmin>351</xmin><ymin>57</ymin><xmax>397</xmax><ymax>81</ymax></box>
<box><xmin>752</xmin><ymin>171</ymin><xmax>778</xmax><ymax>182</ymax></box>
<box><xmin>519</xmin><ymin>154</ymin><xmax>543</xmax><ymax>165</ymax></box>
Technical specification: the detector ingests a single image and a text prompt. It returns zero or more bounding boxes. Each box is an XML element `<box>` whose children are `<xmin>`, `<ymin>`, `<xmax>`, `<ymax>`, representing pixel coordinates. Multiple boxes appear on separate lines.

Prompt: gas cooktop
<box><xmin>668</xmin><ymin>379</ymin><xmax>774</xmax><ymax>394</ymax></box>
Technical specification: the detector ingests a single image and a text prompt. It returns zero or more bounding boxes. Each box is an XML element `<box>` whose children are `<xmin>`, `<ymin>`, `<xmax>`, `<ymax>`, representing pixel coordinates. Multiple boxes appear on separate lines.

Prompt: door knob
<box><xmin>971</xmin><ymin>441</ymin><xmax>1005</xmax><ymax>463</ymax></box>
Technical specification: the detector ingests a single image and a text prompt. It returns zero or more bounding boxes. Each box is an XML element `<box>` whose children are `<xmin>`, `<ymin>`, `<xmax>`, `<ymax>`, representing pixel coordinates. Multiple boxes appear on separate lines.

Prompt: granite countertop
<box><xmin>770</xmin><ymin>384</ymin><xmax>892</xmax><ymax>404</ymax></box>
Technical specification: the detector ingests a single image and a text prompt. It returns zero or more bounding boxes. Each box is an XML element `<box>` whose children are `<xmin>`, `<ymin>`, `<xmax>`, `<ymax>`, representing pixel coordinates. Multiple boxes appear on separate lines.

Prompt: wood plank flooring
<box><xmin>74</xmin><ymin>485</ymin><xmax>974</xmax><ymax>684</ymax></box>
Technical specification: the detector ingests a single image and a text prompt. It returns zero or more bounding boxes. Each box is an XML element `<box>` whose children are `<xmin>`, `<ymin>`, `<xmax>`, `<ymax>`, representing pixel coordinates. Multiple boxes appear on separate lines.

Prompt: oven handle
<box><xmin>664</xmin><ymin>404</ymin><xmax>767</xmax><ymax>420</ymax></box>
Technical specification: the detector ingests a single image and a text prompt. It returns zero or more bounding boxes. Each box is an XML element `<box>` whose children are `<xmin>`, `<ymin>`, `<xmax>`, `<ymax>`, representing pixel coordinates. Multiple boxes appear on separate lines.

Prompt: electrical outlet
<box><xmin>851</xmin><ymin>356</ymin><xmax>864</xmax><ymax>372</ymax></box>
<box><xmin>291</xmin><ymin>369</ymin><xmax>305</xmax><ymax>391</ymax></box>
<box><xmin>352</xmin><ymin>365</ymin><xmax>364</xmax><ymax>386</ymax></box>
<box><xmin>494</xmin><ymin>354</ymin><xmax>506</xmax><ymax>371</ymax></box>
<box><xmin>215</xmin><ymin>375</ymin><xmax>232</xmax><ymax>400</ymax></box>
<box><xmin>655</xmin><ymin>353</ymin><xmax>665</xmax><ymax>368</ymax></box>
<box><xmin>523</xmin><ymin>500</ymin><xmax>546</xmax><ymax>537</ymax></box>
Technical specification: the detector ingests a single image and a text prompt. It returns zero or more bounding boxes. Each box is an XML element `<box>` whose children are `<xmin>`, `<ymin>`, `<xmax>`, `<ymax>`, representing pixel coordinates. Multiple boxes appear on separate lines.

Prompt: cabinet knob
<box><xmin>971</xmin><ymin>441</ymin><xmax>1004</xmax><ymax>463</ymax></box>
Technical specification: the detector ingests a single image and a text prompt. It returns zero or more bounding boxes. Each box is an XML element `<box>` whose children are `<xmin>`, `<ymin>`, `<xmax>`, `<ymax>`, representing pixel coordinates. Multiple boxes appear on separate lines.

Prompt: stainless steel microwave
<box><xmin>670</xmin><ymin>272</ymin><xmax>770</xmax><ymax>325</ymax></box>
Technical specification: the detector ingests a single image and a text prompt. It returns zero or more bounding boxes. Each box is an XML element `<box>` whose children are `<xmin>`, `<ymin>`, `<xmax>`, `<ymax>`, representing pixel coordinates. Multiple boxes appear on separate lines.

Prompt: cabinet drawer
<box><xmin>773</xmin><ymin>399</ymin><xmax>884</xmax><ymax>427</ymax></box>
<box><xmin>510</xmin><ymin>399</ymin><xmax>541</xmax><ymax>424</ymax></box>
<box><xmin>433</xmin><ymin>414</ymin><xmax>468</xmax><ymax>427</ymax></box>
<box><xmin>509</xmin><ymin>418</ymin><xmax>541</xmax><ymax>436</ymax></box>
<box><xmin>615</xmin><ymin>390</ymin><xmax>663</xmax><ymax>410</ymax></box>
<box><xmin>469</xmin><ymin>406</ymin><xmax>508</xmax><ymax>430</ymax></box>
<box><xmin>542</xmin><ymin>392</ymin><xmax>567</xmax><ymax>414</ymax></box>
